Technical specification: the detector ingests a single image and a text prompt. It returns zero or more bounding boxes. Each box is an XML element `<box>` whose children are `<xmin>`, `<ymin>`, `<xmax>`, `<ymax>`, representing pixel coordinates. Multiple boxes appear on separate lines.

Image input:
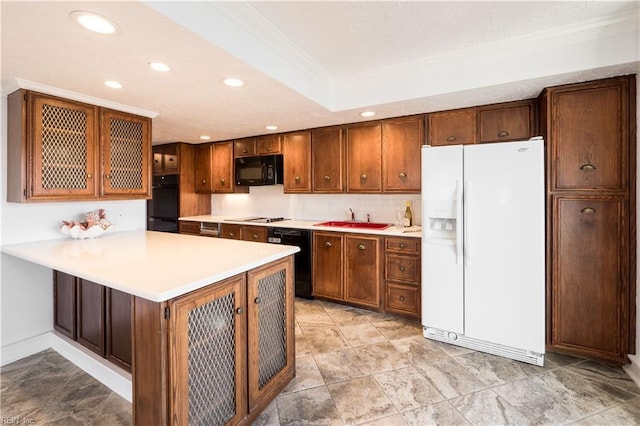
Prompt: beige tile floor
<box><xmin>2</xmin><ymin>298</ymin><xmax>640</xmax><ymax>425</ymax></box>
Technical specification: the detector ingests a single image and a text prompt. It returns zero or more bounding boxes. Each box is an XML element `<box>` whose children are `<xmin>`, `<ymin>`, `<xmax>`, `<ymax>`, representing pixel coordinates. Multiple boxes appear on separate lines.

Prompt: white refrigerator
<box><xmin>421</xmin><ymin>138</ymin><xmax>545</xmax><ymax>366</ymax></box>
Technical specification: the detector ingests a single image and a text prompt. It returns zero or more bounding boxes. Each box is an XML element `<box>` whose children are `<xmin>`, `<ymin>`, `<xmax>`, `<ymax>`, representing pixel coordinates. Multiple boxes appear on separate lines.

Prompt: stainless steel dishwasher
<box><xmin>267</xmin><ymin>228</ymin><xmax>313</xmax><ymax>299</ymax></box>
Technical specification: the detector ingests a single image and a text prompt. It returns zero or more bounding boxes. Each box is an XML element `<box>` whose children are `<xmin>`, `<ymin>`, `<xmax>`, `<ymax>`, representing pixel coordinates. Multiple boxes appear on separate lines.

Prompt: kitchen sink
<box><xmin>314</xmin><ymin>221</ymin><xmax>391</xmax><ymax>230</ymax></box>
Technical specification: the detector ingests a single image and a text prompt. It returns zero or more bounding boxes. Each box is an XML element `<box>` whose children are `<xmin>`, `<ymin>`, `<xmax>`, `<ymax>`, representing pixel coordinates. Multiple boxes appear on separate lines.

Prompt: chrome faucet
<box><xmin>349</xmin><ymin>208</ymin><xmax>355</xmax><ymax>221</ymax></box>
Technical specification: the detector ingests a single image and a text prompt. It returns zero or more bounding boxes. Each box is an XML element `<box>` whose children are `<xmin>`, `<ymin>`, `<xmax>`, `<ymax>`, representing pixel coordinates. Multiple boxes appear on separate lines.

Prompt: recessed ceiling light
<box><xmin>104</xmin><ymin>80</ymin><xmax>123</xmax><ymax>89</ymax></box>
<box><xmin>148</xmin><ymin>61</ymin><xmax>170</xmax><ymax>72</ymax></box>
<box><xmin>265</xmin><ymin>125</ymin><xmax>278</xmax><ymax>131</ymax></box>
<box><xmin>223</xmin><ymin>78</ymin><xmax>245</xmax><ymax>87</ymax></box>
<box><xmin>360</xmin><ymin>111</ymin><xmax>376</xmax><ymax>117</ymax></box>
<box><xmin>200</xmin><ymin>135</ymin><xmax>211</xmax><ymax>140</ymax></box>
<box><xmin>70</xmin><ymin>11</ymin><xmax>119</xmax><ymax>35</ymax></box>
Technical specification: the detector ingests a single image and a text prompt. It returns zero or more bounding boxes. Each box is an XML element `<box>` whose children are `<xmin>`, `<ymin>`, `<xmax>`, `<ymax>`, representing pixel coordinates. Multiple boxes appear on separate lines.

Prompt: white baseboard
<box><xmin>1</xmin><ymin>332</ymin><xmax>132</xmax><ymax>402</ymax></box>
<box><xmin>624</xmin><ymin>354</ymin><xmax>640</xmax><ymax>387</ymax></box>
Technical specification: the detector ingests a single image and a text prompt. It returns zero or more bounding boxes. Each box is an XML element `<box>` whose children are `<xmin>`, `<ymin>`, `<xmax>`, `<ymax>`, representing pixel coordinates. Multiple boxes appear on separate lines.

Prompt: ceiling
<box><xmin>2</xmin><ymin>1</ymin><xmax>639</xmax><ymax>145</ymax></box>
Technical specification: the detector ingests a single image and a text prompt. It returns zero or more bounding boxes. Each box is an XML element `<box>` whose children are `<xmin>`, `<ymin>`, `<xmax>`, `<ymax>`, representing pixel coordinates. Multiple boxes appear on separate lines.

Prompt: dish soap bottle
<box><xmin>404</xmin><ymin>201</ymin><xmax>413</xmax><ymax>227</ymax></box>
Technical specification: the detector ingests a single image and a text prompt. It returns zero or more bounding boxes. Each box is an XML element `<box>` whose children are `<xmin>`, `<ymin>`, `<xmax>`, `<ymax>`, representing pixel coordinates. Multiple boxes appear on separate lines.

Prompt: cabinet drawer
<box><xmin>385</xmin><ymin>237</ymin><xmax>420</xmax><ymax>254</ymax></box>
<box><xmin>256</xmin><ymin>135</ymin><xmax>281</xmax><ymax>154</ymax></box>
<box><xmin>478</xmin><ymin>103</ymin><xmax>534</xmax><ymax>143</ymax></box>
<box><xmin>427</xmin><ymin>108</ymin><xmax>476</xmax><ymax>146</ymax></box>
<box><xmin>385</xmin><ymin>283</ymin><xmax>420</xmax><ymax>317</ymax></box>
<box><xmin>234</xmin><ymin>138</ymin><xmax>256</xmax><ymax>157</ymax></box>
<box><xmin>220</xmin><ymin>223</ymin><xmax>242</xmax><ymax>240</ymax></box>
<box><xmin>178</xmin><ymin>221</ymin><xmax>201</xmax><ymax>235</ymax></box>
<box><xmin>385</xmin><ymin>254</ymin><xmax>420</xmax><ymax>283</ymax></box>
<box><xmin>242</xmin><ymin>225</ymin><xmax>268</xmax><ymax>243</ymax></box>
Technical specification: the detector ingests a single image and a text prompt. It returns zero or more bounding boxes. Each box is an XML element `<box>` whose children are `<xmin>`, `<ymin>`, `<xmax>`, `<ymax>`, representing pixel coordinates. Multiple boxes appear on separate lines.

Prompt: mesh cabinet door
<box><xmin>247</xmin><ymin>257</ymin><xmax>295</xmax><ymax>411</ymax></box>
<box><xmin>169</xmin><ymin>275</ymin><xmax>246</xmax><ymax>426</ymax></box>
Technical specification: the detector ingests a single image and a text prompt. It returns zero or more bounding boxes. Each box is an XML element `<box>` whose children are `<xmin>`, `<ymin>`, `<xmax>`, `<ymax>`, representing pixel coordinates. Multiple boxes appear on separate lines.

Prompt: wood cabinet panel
<box><xmin>427</xmin><ymin>108</ymin><xmax>475</xmax><ymax>146</ymax></box>
<box><xmin>478</xmin><ymin>100</ymin><xmax>536</xmax><ymax>143</ymax></box>
<box><xmin>256</xmin><ymin>135</ymin><xmax>281</xmax><ymax>155</ymax></box>
<box><xmin>178</xmin><ymin>220</ymin><xmax>201</xmax><ymax>236</ymax></box>
<box><xmin>242</xmin><ymin>225</ymin><xmax>268</xmax><ymax>243</ymax></box>
<box><xmin>382</xmin><ymin>116</ymin><xmax>423</xmax><ymax>192</ymax></box>
<box><xmin>194</xmin><ymin>143</ymin><xmax>214</xmax><ymax>193</ymax></box>
<box><xmin>283</xmin><ymin>131</ymin><xmax>311</xmax><ymax>193</ymax></box>
<box><xmin>153</xmin><ymin>144</ymin><xmax>179</xmax><ymax>175</ymax></box>
<box><xmin>551</xmin><ymin>196</ymin><xmax>628</xmax><ymax>362</ymax></box>
<box><xmin>346</xmin><ymin>123</ymin><xmax>382</xmax><ymax>192</ymax></box>
<box><xmin>234</xmin><ymin>137</ymin><xmax>256</xmax><ymax>157</ymax></box>
<box><xmin>106</xmin><ymin>288</ymin><xmax>132</xmax><ymax>372</ymax></box>
<box><xmin>344</xmin><ymin>234</ymin><xmax>382</xmax><ymax>308</ymax></box>
<box><xmin>385</xmin><ymin>283</ymin><xmax>420</xmax><ymax>317</ymax></box>
<box><xmin>77</xmin><ymin>278</ymin><xmax>106</xmax><ymax>356</ymax></box>
<box><xmin>550</xmin><ymin>81</ymin><xmax>629</xmax><ymax>191</ymax></box>
<box><xmin>53</xmin><ymin>271</ymin><xmax>76</xmax><ymax>339</ymax></box>
<box><xmin>311</xmin><ymin>127</ymin><xmax>344</xmax><ymax>193</ymax></box>
<box><xmin>220</xmin><ymin>223</ymin><xmax>242</xmax><ymax>240</ymax></box>
<box><xmin>383</xmin><ymin>237</ymin><xmax>421</xmax><ymax>320</ymax></box>
<box><xmin>212</xmin><ymin>142</ymin><xmax>234</xmax><ymax>193</ymax></box>
<box><xmin>385</xmin><ymin>237</ymin><xmax>420</xmax><ymax>254</ymax></box>
<box><xmin>312</xmin><ymin>232</ymin><xmax>344</xmax><ymax>300</ymax></box>
<box><xmin>385</xmin><ymin>254</ymin><xmax>420</xmax><ymax>283</ymax></box>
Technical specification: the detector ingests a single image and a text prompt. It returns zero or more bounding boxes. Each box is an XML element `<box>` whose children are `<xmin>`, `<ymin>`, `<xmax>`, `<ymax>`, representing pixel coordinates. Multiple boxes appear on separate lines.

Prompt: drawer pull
<box><xmin>295</xmin><ymin>176</ymin><xmax>301</xmax><ymax>182</ymax></box>
<box><xmin>252</xmin><ymin>234</ymin><xmax>259</xmax><ymax>240</ymax></box>
<box><xmin>497</xmin><ymin>130</ymin><xmax>509</xmax><ymax>138</ymax></box>
<box><xmin>399</xmin><ymin>266</ymin><xmax>405</xmax><ymax>271</ymax></box>
<box><xmin>324</xmin><ymin>241</ymin><xmax>333</xmax><ymax>248</ymax></box>
<box><xmin>358</xmin><ymin>244</ymin><xmax>366</xmax><ymax>251</ymax></box>
<box><xmin>581</xmin><ymin>207</ymin><xmax>596</xmax><ymax>214</ymax></box>
<box><xmin>399</xmin><ymin>296</ymin><xmax>405</xmax><ymax>302</ymax></box>
<box><xmin>242</xmin><ymin>149</ymin><xmax>248</xmax><ymax>153</ymax></box>
<box><xmin>201</xmin><ymin>180</ymin><xmax>207</xmax><ymax>184</ymax></box>
<box><xmin>446</xmin><ymin>136</ymin><xmax>457</xmax><ymax>142</ymax></box>
<box><xmin>236</xmin><ymin>307</ymin><xmax>244</xmax><ymax>315</ymax></box>
<box><xmin>254</xmin><ymin>297</ymin><xmax>261</xmax><ymax>304</ymax></box>
<box><xmin>360</xmin><ymin>174</ymin><xmax>368</xmax><ymax>180</ymax></box>
<box><xmin>399</xmin><ymin>243</ymin><xmax>405</xmax><ymax>249</ymax></box>
<box><xmin>324</xmin><ymin>175</ymin><xmax>331</xmax><ymax>181</ymax></box>
<box><xmin>399</xmin><ymin>172</ymin><xmax>407</xmax><ymax>178</ymax></box>
<box><xmin>228</xmin><ymin>232</ymin><xmax>235</xmax><ymax>237</ymax></box>
<box><xmin>220</xmin><ymin>178</ymin><xmax>225</xmax><ymax>184</ymax></box>
<box><xmin>580</xmin><ymin>163</ymin><xmax>596</xmax><ymax>171</ymax></box>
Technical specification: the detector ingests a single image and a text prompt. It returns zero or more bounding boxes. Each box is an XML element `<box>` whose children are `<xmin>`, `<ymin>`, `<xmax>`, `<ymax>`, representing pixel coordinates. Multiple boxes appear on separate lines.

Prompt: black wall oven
<box><xmin>147</xmin><ymin>175</ymin><xmax>179</xmax><ymax>233</ymax></box>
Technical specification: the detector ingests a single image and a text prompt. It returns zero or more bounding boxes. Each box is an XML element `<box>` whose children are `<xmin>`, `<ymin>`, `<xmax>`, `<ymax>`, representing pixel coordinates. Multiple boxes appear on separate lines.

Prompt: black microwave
<box><xmin>235</xmin><ymin>154</ymin><xmax>283</xmax><ymax>186</ymax></box>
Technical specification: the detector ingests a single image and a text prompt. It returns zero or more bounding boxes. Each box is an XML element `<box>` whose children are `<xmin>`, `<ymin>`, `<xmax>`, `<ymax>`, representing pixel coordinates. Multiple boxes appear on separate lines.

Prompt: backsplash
<box><xmin>210</xmin><ymin>185</ymin><xmax>421</xmax><ymax>225</ymax></box>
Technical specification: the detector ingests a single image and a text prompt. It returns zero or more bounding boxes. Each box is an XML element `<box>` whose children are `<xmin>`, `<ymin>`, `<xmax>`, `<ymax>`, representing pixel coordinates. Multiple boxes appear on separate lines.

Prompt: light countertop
<box><xmin>180</xmin><ymin>215</ymin><xmax>423</xmax><ymax>238</ymax></box>
<box><xmin>1</xmin><ymin>230</ymin><xmax>299</xmax><ymax>302</ymax></box>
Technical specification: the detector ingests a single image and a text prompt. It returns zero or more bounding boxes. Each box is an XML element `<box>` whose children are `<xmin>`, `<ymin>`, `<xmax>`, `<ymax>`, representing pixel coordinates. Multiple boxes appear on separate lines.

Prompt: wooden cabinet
<box><xmin>345</xmin><ymin>234</ymin><xmax>382</xmax><ymax>309</ymax></box>
<box><xmin>345</xmin><ymin>122</ymin><xmax>382</xmax><ymax>192</ymax></box>
<box><xmin>384</xmin><ymin>237</ymin><xmax>421</xmax><ymax>320</ymax></box>
<box><xmin>195</xmin><ymin>143</ymin><xmax>214</xmax><ymax>193</ymax></box>
<box><xmin>7</xmin><ymin>90</ymin><xmax>151</xmax><ymax>202</ymax></box>
<box><xmin>76</xmin><ymin>278</ymin><xmax>106</xmax><ymax>357</ymax></box>
<box><xmin>478</xmin><ymin>100</ymin><xmax>536</xmax><ymax>144</ymax></box>
<box><xmin>427</xmin><ymin>108</ymin><xmax>476</xmax><ymax>146</ymax></box>
<box><xmin>312</xmin><ymin>232</ymin><xmax>344</xmax><ymax>300</ymax></box>
<box><xmin>283</xmin><ymin>131</ymin><xmax>311</xmax><ymax>193</ymax></box>
<box><xmin>220</xmin><ymin>223</ymin><xmax>242</xmax><ymax>240</ymax></box>
<box><xmin>382</xmin><ymin>116</ymin><xmax>423</xmax><ymax>193</ymax></box>
<box><xmin>311</xmin><ymin>127</ymin><xmax>344</xmax><ymax>193</ymax></box>
<box><xmin>256</xmin><ymin>135</ymin><xmax>281</xmax><ymax>155</ymax></box>
<box><xmin>541</xmin><ymin>75</ymin><xmax>635</xmax><ymax>364</ymax></box>
<box><xmin>196</xmin><ymin>142</ymin><xmax>246</xmax><ymax>194</ymax></box>
<box><xmin>163</xmin><ymin>257</ymin><xmax>294</xmax><ymax>425</ymax></box>
<box><xmin>153</xmin><ymin>144</ymin><xmax>179</xmax><ymax>175</ymax></box>
<box><xmin>234</xmin><ymin>137</ymin><xmax>256</xmax><ymax>157</ymax></box>
<box><xmin>178</xmin><ymin>220</ymin><xmax>201</xmax><ymax>236</ymax></box>
<box><xmin>54</xmin><ymin>270</ymin><xmax>76</xmax><ymax>339</ymax></box>
<box><xmin>241</xmin><ymin>225</ymin><xmax>268</xmax><ymax>243</ymax></box>
<box><xmin>53</xmin><ymin>271</ymin><xmax>132</xmax><ymax>372</ymax></box>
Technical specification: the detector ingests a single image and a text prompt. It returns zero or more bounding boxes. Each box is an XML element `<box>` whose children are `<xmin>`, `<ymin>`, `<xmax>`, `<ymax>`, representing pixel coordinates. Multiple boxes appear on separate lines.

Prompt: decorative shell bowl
<box><xmin>59</xmin><ymin>224</ymin><xmax>113</xmax><ymax>240</ymax></box>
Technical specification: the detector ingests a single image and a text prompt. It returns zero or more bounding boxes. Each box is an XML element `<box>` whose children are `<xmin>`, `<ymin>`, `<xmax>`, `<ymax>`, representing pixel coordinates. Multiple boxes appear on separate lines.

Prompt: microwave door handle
<box><xmin>262</xmin><ymin>163</ymin><xmax>268</xmax><ymax>184</ymax></box>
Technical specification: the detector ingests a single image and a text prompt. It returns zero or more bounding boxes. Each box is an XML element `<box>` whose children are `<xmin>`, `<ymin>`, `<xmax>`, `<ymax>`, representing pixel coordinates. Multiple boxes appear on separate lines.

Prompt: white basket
<box><xmin>59</xmin><ymin>224</ymin><xmax>113</xmax><ymax>239</ymax></box>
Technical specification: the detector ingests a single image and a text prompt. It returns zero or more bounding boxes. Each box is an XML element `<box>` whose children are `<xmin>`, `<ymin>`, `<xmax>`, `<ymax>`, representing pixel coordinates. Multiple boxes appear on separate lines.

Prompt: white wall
<box><xmin>210</xmin><ymin>184</ymin><xmax>422</xmax><ymax>226</ymax></box>
<box><xmin>0</xmin><ymin>94</ymin><xmax>147</xmax><ymax>354</ymax></box>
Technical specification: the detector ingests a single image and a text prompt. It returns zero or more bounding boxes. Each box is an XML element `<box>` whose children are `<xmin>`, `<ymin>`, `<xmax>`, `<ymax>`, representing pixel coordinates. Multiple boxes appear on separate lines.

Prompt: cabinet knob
<box><xmin>358</xmin><ymin>244</ymin><xmax>366</xmax><ymax>251</ymax></box>
<box><xmin>295</xmin><ymin>176</ymin><xmax>301</xmax><ymax>182</ymax></box>
<box><xmin>399</xmin><ymin>172</ymin><xmax>407</xmax><ymax>178</ymax></box>
<box><xmin>324</xmin><ymin>241</ymin><xmax>333</xmax><ymax>248</ymax></box>
<box><xmin>252</xmin><ymin>234</ymin><xmax>259</xmax><ymax>240</ymax></box>
<box><xmin>236</xmin><ymin>307</ymin><xmax>244</xmax><ymax>315</ymax></box>
<box><xmin>399</xmin><ymin>243</ymin><xmax>405</xmax><ymax>248</ymax></box>
<box><xmin>324</xmin><ymin>175</ymin><xmax>331</xmax><ymax>181</ymax></box>
<box><xmin>446</xmin><ymin>136</ymin><xmax>457</xmax><ymax>142</ymax></box>
<box><xmin>360</xmin><ymin>174</ymin><xmax>368</xmax><ymax>180</ymax></box>
<box><xmin>254</xmin><ymin>297</ymin><xmax>262</xmax><ymax>304</ymax></box>
<box><xmin>580</xmin><ymin>163</ymin><xmax>596</xmax><ymax>171</ymax></box>
<box><xmin>202</xmin><ymin>180</ymin><xmax>207</xmax><ymax>184</ymax></box>
<box><xmin>399</xmin><ymin>265</ymin><xmax>405</xmax><ymax>271</ymax></box>
<box><xmin>154</xmin><ymin>159</ymin><xmax>159</xmax><ymax>163</ymax></box>
<box><xmin>86</xmin><ymin>173</ymin><xmax>93</xmax><ymax>179</ymax></box>
<box><xmin>399</xmin><ymin>296</ymin><xmax>405</xmax><ymax>302</ymax></box>
<box><xmin>229</xmin><ymin>232</ymin><xmax>235</xmax><ymax>237</ymax></box>
<box><xmin>581</xmin><ymin>207</ymin><xmax>596</xmax><ymax>214</ymax></box>
<box><xmin>497</xmin><ymin>130</ymin><xmax>509</xmax><ymax>138</ymax></box>
<box><xmin>220</xmin><ymin>178</ymin><xmax>225</xmax><ymax>184</ymax></box>
<box><xmin>267</xmin><ymin>146</ymin><xmax>272</xmax><ymax>151</ymax></box>
<box><xmin>105</xmin><ymin>174</ymin><xmax>111</xmax><ymax>179</ymax></box>
<box><xmin>242</xmin><ymin>149</ymin><xmax>248</xmax><ymax>153</ymax></box>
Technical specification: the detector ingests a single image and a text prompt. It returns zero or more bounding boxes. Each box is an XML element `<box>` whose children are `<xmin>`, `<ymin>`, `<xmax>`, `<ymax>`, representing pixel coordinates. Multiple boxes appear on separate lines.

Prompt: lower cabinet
<box><xmin>160</xmin><ymin>257</ymin><xmax>294</xmax><ymax>425</ymax></box>
<box><xmin>384</xmin><ymin>237</ymin><xmax>421</xmax><ymax>320</ymax></box>
<box><xmin>220</xmin><ymin>223</ymin><xmax>268</xmax><ymax>243</ymax></box>
<box><xmin>312</xmin><ymin>231</ymin><xmax>383</xmax><ymax>310</ymax></box>
<box><xmin>53</xmin><ymin>271</ymin><xmax>132</xmax><ymax>372</ymax></box>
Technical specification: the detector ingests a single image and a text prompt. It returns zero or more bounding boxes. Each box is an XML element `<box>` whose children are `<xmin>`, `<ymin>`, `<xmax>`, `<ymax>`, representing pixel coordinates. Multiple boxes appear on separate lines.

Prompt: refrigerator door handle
<box><xmin>456</xmin><ymin>179</ymin><xmax>463</xmax><ymax>264</ymax></box>
<box><xmin>463</xmin><ymin>180</ymin><xmax>470</xmax><ymax>267</ymax></box>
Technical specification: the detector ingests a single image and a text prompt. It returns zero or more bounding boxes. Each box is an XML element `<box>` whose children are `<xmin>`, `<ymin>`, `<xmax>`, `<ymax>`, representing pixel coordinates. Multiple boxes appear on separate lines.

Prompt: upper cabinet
<box><xmin>7</xmin><ymin>90</ymin><xmax>151</xmax><ymax>202</ymax></box>
<box><xmin>234</xmin><ymin>137</ymin><xmax>256</xmax><ymax>157</ymax></box>
<box><xmin>282</xmin><ymin>131</ymin><xmax>311</xmax><ymax>193</ymax></box>
<box><xmin>427</xmin><ymin>108</ymin><xmax>476</xmax><ymax>146</ymax></box>
<box><xmin>382</xmin><ymin>115</ymin><xmax>423</xmax><ymax>193</ymax></box>
<box><xmin>194</xmin><ymin>143</ymin><xmax>214</xmax><ymax>193</ymax></box>
<box><xmin>195</xmin><ymin>141</ymin><xmax>247</xmax><ymax>194</ymax></box>
<box><xmin>311</xmin><ymin>127</ymin><xmax>344</xmax><ymax>193</ymax></box>
<box><xmin>153</xmin><ymin>144</ymin><xmax>179</xmax><ymax>175</ymax></box>
<box><xmin>256</xmin><ymin>134</ymin><xmax>281</xmax><ymax>155</ymax></box>
<box><xmin>345</xmin><ymin>122</ymin><xmax>382</xmax><ymax>193</ymax></box>
<box><xmin>426</xmin><ymin>100</ymin><xmax>537</xmax><ymax>146</ymax></box>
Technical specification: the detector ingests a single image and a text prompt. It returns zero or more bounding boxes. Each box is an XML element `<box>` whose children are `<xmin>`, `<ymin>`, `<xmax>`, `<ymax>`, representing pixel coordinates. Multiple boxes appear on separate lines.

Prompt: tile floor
<box><xmin>2</xmin><ymin>298</ymin><xmax>640</xmax><ymax>425</ymax></box>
